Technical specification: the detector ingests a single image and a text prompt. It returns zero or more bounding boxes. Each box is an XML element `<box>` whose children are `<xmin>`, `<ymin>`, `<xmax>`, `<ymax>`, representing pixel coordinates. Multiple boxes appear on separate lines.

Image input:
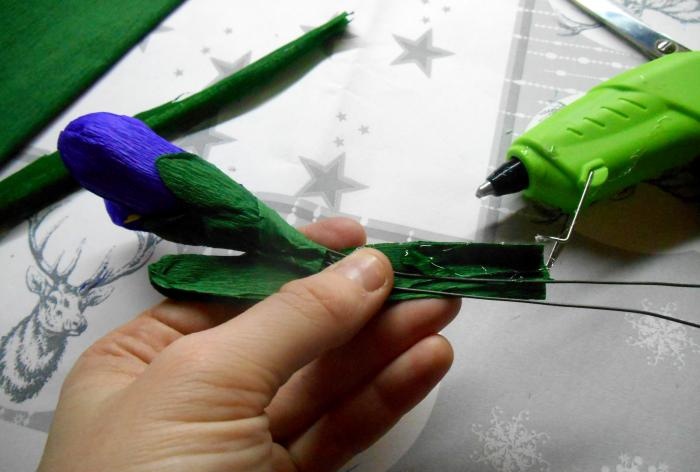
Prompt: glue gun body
<box><xmin>501</xmin><ymin>51</ymin><xmax>700</xmax><ymax>213</ymax></box>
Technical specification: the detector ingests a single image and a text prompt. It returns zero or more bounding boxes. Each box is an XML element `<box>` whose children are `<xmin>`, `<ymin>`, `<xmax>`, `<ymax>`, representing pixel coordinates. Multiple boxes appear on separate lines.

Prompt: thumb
<box><xmin>189</xmin><ymin>248</ymin><xmax>393</xmax><ymax>404</ymax></box>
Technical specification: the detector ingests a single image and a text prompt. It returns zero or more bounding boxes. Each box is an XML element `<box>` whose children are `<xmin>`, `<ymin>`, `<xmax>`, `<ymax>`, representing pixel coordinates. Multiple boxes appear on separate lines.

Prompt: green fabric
<box><xmin>148</xmin><ymin>242</ymin><xmax>548</xmax><ymax>303</ymax></box>
<box><xmin>0</xmin><ymin>0</ymin><xmax>185</xmax><ymax>166</ymax></box>
<box><xmin>0</xmin><ymin>12</ymin><xmax>350</xmax><ymax>232</ymax></box>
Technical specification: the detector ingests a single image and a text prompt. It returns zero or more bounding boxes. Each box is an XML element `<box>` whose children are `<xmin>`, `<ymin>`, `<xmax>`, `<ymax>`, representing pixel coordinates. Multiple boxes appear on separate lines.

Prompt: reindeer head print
<box><xmin>25</xmin><ymin>228</ymin><xmax>112</xmax><ymax>337</ymax></box>
<box><xmin>0</xmin><ymin>209</ymin><xmax>158</xmax><ymax>403</ymax></box>
<box><xmin>26</xmin><ymin>270</ymin><xmax>94</xmax><ymax>337</ymax></box>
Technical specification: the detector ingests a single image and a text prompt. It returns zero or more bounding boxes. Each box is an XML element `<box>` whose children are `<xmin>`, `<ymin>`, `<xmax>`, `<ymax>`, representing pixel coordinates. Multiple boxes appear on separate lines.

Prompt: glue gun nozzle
<box><xmin>475</xmin><ymin>181</ymin><xmax>495</xmax><ymax>198</ymax></box>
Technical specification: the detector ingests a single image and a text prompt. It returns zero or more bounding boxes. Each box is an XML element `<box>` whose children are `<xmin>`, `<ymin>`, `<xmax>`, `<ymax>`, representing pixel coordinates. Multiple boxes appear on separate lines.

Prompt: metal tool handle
<box><xmin>570</xmin><ymin>0</ymin><xmax>691</xmax><ymax>58</ymax></box>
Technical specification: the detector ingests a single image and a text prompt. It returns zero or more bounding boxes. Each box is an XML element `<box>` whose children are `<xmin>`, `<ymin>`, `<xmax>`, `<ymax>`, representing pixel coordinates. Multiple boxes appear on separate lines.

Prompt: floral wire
<box><xmin>391</xmin><ymin>271</ymin><xmax>700</xmax><ymax>288</ymax></box>
<box><xmin>326</xmin><ymin>247</ymin><xmax>700</xmax><ymax>288</ymax></box>
<box><xmin>325</xmin><ymin>247</ymin><xmax>700</xmax><ymax>329</ymax></box>
<box><xmin>393</xmin><ymin>287</ymin><xmax>700</xmax><ymax>330</ymax></box>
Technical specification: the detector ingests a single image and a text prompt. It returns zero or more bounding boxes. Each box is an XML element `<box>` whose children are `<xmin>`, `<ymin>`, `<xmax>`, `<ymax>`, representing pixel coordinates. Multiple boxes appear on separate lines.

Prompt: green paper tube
<box><xmin>0</xmin><ymin>12</ymin><xmax>351</xmax><ymax>232</ymax></box>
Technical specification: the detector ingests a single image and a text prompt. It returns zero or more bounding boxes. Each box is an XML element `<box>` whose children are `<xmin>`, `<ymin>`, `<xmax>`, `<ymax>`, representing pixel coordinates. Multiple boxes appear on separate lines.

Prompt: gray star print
<box><xmin>391</xmin><ymin>29</ymin><xmax>454</xmax><ymax>77</ymax></box>
<box><xmin>296</xmin><ymin>154</ymin><xmax>367</xmax><ymax>210</ymax></box>
<box><xmin>208</xmin><ymin>52</ymin><xmax>252</xmax><ymax>85</ymax></box>
<box><xmin>175</xmin><ymin>128</ymin><xmax>235</xmax><ymax>158</ymax></box>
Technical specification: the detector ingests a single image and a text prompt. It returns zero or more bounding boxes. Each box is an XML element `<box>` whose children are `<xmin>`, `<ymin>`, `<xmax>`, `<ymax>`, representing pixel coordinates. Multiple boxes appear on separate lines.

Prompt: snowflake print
<box><xmin>626</xmin><ymin>300</ymin><xmax>700</xmax><ymax>369</ymax></box>
<box><xmin>471</xmin><ymin>407</ymin><xmax>550</xmax><ymax>472</ymax></box>
<box><xmin>601</xmin><ymin>453</ymin><xmax>670</xmax><ymax>472</ymax></box>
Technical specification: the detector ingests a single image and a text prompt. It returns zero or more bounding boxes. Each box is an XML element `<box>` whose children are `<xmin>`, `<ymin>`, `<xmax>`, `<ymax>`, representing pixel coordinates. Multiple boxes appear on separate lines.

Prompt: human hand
<box><xmin>39</xmin><ymin>218</ymin><xmax>460</xmax><ymax>472</ymax></box>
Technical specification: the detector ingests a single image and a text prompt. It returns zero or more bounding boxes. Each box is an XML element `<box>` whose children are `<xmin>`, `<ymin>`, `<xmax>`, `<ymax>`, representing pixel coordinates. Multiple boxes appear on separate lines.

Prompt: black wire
<box><xmin>393</xmin><ymin>286</ymin><xmax>700</xmax><ymax>330</ymax></box>
<box><xmin>326</xmin><ymin>248</ymin><xmax>700</xmax><ymax>328</ymax></box>
<box><xmin>328</xmin><ymin>249</ymin><xmax>700</xmax><ymax>288</ymax></box>
<box><xmin>391</xmin><ymin>270</ymin><xmax>700</xmax><ymax>288</ymax></box>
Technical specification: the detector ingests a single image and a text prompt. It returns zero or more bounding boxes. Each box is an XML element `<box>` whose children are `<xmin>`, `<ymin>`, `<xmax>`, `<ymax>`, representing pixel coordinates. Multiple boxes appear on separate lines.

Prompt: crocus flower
<box><xmin>58</xmin><ymin>112</ymin><xmax>183</xmax><ymax>227</ymax></box>
<box><xmin>57</xmin><ymin>111</ymin><xmax>329</xmax><ymax>270</ymax></box>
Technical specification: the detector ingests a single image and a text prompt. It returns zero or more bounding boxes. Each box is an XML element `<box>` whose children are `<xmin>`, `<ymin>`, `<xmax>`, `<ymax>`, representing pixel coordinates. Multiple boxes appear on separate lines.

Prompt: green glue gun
<box><xmin>477</xmin><ymin>50</ymin><xmax>700</xmax><ymax>213</ymax></box>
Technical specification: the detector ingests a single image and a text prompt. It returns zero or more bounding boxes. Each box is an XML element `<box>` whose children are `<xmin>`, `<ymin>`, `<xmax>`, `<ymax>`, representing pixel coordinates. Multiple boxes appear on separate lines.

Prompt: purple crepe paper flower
<box><xmin>58</xmin><ymin>112</ymin><xmax>184</xmax><ymax>227</ymax></box>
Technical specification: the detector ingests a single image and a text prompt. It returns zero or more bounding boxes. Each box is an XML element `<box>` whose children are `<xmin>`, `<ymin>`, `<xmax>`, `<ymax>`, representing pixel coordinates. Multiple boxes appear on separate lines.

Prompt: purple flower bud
<box><xmin>58</xmin><ymin>112</ymin><xmax>184</xmax><ymax>227</ymax></box>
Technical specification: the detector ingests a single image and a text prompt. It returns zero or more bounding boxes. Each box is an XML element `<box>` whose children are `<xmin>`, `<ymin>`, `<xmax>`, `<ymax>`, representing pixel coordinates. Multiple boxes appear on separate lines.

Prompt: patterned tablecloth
<box><xmin>1</xmin><ymin>1</ymin><xmax>699</xmax><ymax>470</ymax></box>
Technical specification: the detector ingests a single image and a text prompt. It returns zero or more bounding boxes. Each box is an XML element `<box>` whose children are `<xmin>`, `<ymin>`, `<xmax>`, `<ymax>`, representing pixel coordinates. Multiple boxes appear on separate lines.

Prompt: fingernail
<box><xmin>333</xmin><ymin>249</ymin><xmax>386</xmax><ymax>292</ymax></box>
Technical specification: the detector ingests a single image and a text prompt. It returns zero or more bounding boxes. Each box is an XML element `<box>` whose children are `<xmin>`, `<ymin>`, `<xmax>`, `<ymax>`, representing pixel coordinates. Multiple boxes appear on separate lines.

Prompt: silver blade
<box><xmin>570</xmin><ymin>0</ymin><xmax>690</xmax><ymax>58</ymax></box>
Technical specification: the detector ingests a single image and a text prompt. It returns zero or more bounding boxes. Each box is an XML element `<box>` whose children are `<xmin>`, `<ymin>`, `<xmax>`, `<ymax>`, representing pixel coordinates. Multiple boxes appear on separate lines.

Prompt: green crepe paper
<box><xmin>150</xmin><ymin>254</ymin><xmax>310</xmax><ymax>303</ymax></box>
<box><xmin>370</xmin><ymin>242</ymin><xmax>547</xmax><ymax>300</ymax></box>
<box><xmin>148</xmin><ymin>242</ymin><xmax>548</xmax><ymax>303</ymax></box>
<box><xmin>0</xmin><ymin>12</ymin><xmax>350</xmax><ymax>232</ymax></box>
<box><xmin>143</xmin><ymin>153</ymin><xmax>328</xmax><ymax>273</ymax></box>
<box><xmin>144</xmin><ymin>152</ymin><xmax>548</xmax><ymax>303</ymax></box>
<box><xmin>0</xmin><ymin>0</ymin><xmax>185</xmax><ymax>166</ymax></box>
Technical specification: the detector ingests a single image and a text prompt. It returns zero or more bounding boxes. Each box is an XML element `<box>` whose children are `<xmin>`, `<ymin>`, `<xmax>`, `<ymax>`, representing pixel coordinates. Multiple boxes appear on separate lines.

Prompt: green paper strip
<box><xmin>0</xmin><ymin>0</ymin><xmax>185</xmax><ymax>166</ymax></box>
<box><xmin>0</xmin><ymin>13</ymin><xmax>350</xmax><ymax>232</ymax></box>
<box><xmin>148</xmin><ymin>242</ymin><xmax>548</xmax><ymax>303</ymax></box>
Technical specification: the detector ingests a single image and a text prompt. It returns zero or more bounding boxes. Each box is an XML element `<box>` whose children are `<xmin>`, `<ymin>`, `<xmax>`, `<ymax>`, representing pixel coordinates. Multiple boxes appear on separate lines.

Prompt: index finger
<box><xmin>298</xmin><ymin>217</ymin><xmax>366</xmax><ymax>249</ymax></box>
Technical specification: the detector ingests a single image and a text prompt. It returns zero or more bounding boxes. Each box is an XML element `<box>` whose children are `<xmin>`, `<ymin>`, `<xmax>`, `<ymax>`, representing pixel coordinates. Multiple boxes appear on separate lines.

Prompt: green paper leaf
<box><xmin>149</xmin><ymin>253</ymin><xmax>309</xmax><ymax>302</ymax></box>
<box><xmin>148</xmin><ymin>241</ymin><xmax>548</xmax><ymax>303</ymax></box>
